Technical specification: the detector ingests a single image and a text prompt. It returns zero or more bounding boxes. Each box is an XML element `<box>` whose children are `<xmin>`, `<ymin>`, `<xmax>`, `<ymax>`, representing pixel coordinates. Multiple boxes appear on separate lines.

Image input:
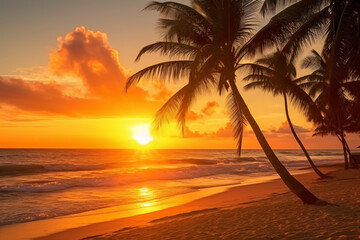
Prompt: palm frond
<box><xmin>246</xmin><ymin>0</ymin><xmax>327</xmax><ymax>56</ymax></box>
<box><xmin>152</xmin><ymin>85</ymin><xmax>188</xmax><ymax>134</ymax></box>
<box><xmin>286</xmin><ymin>81</ymin><xmax>324</xmax><ymax>123</ymax></box>
<box><xmin>176</xmin><ymin>56</ymin><xmax>219</xmax><ymax>134</ymax></box>
<box><xmin>281</xmin><ymin>7</ymin><xmax>330</xmax><ymax>60</ymax></box>
<box><xmin>126</xmin><ymin>60</ymin><xmax>192</xmax><ymax>90</ymax></box>
<box><xmin>135</xmin><ymin>42</ymin><xmax>198</xmax><ymax>61</ymax></box>
<box><xmin>301</xmin><ymin>50</ymin><xmax>324</xmax><ymax>70</ymax></box>
<box><xmin>260</xmin><ymin>0</ymin><xmax>299</xmax><ymax>16</ymax></box>
<box><xmin>227</xmin><ymin>91</ymin><xmax>247</xmax><ymax>156</ymax></box>
<box><xmin>237</xmin><ymin>63</ymin><xmax>275</xmax><ymax>76</ymax></box>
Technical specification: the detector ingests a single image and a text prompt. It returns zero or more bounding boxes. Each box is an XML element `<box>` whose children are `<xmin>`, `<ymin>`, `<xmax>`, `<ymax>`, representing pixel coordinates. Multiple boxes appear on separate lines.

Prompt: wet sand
<box><xmin>29</xmin><ymin>164</ymin><xmax>360</xmax><ymax>240</ymax></box>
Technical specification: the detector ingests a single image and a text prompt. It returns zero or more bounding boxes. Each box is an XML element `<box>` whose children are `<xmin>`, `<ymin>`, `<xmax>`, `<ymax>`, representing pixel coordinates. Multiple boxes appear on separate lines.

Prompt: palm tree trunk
<box><xmin>335</xmin><ymin>134</ymin><xmax>348</xmax><ymax>169</ymax></box>
<box><xmin>229</xmin><ymin>80</ymin><xmax>323</xmax><ymax>205</ymax></box>
<box><xmin>338</xmin><ymin>131</ymin><xmax>349</xmax><ymax>169</ymax></box>
<box><xmin>342</xmin><ymin>137</ymin><xmax>357</xmax><ymax>168</ymax></box>
<box><xmin>283</xmin><ymin>93</ymin><xmax>328</xmax><ymax>178</ymax></box>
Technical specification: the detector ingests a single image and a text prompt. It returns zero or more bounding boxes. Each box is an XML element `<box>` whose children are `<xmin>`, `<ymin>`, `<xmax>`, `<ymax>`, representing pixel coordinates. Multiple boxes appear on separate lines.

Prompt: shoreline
<box><xmin>39</xmin><ymin>166</ymin><xmax>337</xmax><ymax>239</ymax></box>
<box><xmin>0</xmin><ymin>164</ymin><xmax>352</xmax><ymax>240</ymax></box>
<box><xmin>44</xmin><ymin>164</ymin><xmax>360</xmax><ymax>240</ymax></box>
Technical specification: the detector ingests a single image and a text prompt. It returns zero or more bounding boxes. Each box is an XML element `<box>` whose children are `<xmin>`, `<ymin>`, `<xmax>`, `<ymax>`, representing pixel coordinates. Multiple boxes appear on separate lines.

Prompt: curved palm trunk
<box><xmin>338</xmin><ymin>131</ymin><xmax>349</xmax><ymax>169</ymax></box>
<box><xmin>342</xmin><ymin>137</ymin><xmax>357</xmax><ymax>168</ymax></box>
<box><xmin>337</xmin><ymin>133</ymin><xmax>352</xmax><ymax>169</ymax></box>
<box><xmin>229</xmin><ymin>80</ymin><xmax>323</xmax><ymax>205</ymax></box>
<box><xmin>342</xmin><ymin>139</ymin><xmax>349</xmax><ymax>169</ymax></box>
<box><xmin>283</xmin><ymin>93</ymin><xmax>329</xmax><ymax>178</ymax></box>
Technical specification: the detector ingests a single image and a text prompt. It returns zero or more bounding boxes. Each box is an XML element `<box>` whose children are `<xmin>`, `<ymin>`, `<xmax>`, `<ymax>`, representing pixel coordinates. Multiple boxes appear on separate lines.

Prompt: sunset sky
<box><xmin>0</xmin><ymin>0</ymin><xmax>358</xmax><ymax>149</ymax></box>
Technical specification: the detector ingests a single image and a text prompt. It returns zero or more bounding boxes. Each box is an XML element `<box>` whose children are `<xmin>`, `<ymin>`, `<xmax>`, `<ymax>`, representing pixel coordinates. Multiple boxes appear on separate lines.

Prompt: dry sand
<box><xmin>37</xmin><ymin>165</ymin><xmax>360</xmax><ymax>240</ymax></box>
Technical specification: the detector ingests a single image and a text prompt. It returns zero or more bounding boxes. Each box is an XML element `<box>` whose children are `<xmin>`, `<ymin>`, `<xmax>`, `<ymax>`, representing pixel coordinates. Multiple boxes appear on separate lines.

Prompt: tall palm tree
<box><xmin>245</xmin><ymin>0</ymin><xmax>360</xmax><ymax>118</ymax></box>
<box><xmin>240</xmin><ymin>51</ymin><xmax>328</xmax><ymax>178</ymax></box>
<box><xmin>299</xmin><ymin>49</ymin><xmax>360</xmax><ymax>168</ymax></box>
<box><xmin>127</xmin><ymin>0</ymin><xmax>324</xmax><ymax>204</ymax></box>
<box><xmin>244</xmin><ymin>0</ymin><xmax>360</xmax><ymax>167</ymax></box>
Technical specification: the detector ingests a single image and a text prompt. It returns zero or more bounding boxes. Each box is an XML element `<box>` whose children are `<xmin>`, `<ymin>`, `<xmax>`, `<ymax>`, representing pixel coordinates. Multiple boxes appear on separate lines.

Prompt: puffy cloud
<box><xmin>0</xmin><ymin>27</ymin><xmax>162</xmax><ymax>117</ymax></box>
<box><xmin>186</xmin><ymin>110</ymin><xmax>203</xmax><ymax>121</ymax></box>
<box><xmin>270</xmin><ymin>121</ymin><xmax>312</xmax><ymax>134</ymax></box>
<box><xmin>183</xmin><ymin>122</ymin><xmax>234</xmax><ymax>138</ymax></box>
<box><xmin>212</xmin><ymin>122</ymin><xmax>233</xmax><ymax>137</ymax></box>
<box><xmin>201</xmin><ymin>101</ymin><xmax>219</xmax><ymax>116</ymax></box>
<box><xmin>50</xmin><ymin>26</ymin><xmax>128</xmax><ymax>98</ymax></box>
<box><xmin>184</xmin><ymin>125</ymin><xmax>207</xmax><ymax>138</ymax></box>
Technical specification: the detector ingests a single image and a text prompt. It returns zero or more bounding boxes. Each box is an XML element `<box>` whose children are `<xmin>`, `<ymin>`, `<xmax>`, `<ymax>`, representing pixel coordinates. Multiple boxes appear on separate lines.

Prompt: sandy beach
<box><xmin>28</xmin><ymin>165</ymin><xmax>359</xmax><ymax>240</ymax></box>
<box><xmin>2</xmin><ymin>0</ymin><xmax>360</xmax><ymax>239</ymax></box>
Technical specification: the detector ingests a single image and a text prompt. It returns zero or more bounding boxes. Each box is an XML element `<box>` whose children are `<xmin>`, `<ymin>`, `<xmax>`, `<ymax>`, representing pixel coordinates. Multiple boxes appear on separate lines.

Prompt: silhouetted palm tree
<box><xmin>240</xmin><ymin>51</ymin><xmax>328</xmax><ymax>177</ymax></box>
<box><xmin>246</xmin><ymin>0</ymin><xmax>360</xmax><ymax>168</ymax></box>
<box><xmin>300</xmin><ymin>49</ymin><xmax>360</xmax><ymax>168</ymax></box>
<box><xmin>247</xmin><ymin>0</ymin><xmax>360</xmax><ymax>67</ymax></box>
<box><xmin>127</xmin><ymin>0</ymin><xmax>324</xmax><ymax>204</ymax></box>
<box><xmin>246</xmin><ymin>0</ymin><xmax>360</xmax><ymax>116</ymax></box>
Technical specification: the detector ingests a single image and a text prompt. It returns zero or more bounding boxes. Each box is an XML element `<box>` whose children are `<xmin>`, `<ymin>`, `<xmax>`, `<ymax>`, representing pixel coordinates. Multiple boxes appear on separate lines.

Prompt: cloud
<box><xmin>0</xmin><ymin>26</ymin><xmax>162</xmax><ymax>117</ymax></box>
<box><xmin>149</xmin><ymin>81</ymin><xmax>173</xmax><ymax>101</ymax></box>
<box><xmin>50</xmin><ymin>26</ymin><xmax>127</xmax><ymax>98</ymax></box>
<box><xmin>0</xmin><ymin>77</ymin><xmax>76</xmax><ymax>115</ymax></box>
<box><xmin>184</xmin><ymin>101</ymin><xmax>221</xmax><ymax>122</ymax></box>
<box><xmin>212</xmin><ymin>122</ymin><xmax>233</xmax><ymax>137</ymax></box>
<box><xmin>186</xmin><ymin>110</ymin><xmax>203</xmax><ymax>121</ymax></box>
<box><xmin>184</xmin><ymin>125</ymin><xmax>207</xmax><ymax>138</ymax></box>
<box><xmin>271</xmin><ymin>121</ymin><xmax>312</xmax><ymax>134</ymax></box>
<box><xmin>201</xmin><ymin>101</ymin><xmax>219</xmax><ymax>116</ymax></box>
<box><xmin>183</xmin><ymin>122</ymin><xmax>234</xmax><ymax>138</ymax></box>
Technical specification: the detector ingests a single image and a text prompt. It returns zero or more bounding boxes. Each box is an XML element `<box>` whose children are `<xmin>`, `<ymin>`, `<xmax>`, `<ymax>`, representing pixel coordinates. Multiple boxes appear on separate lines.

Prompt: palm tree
<box><xmin>247</xmin><ymin>0</ymin><xmax>360</xmax><ymax>68</ymax></box>
<box><xmin>240</xmin><ymin>51</ymin><xmax>328</xmax><ymax>178</ymax></box>
<box><xmin>299</xmin><ymin>49</ymin><xmax>360</xmax><ymax>168</ymax></box>
<box><xmin>245</xmin><ymin>0</ymin><xmax>360</xmax><ymax>118</ymax></box>
<box><xmin>127</xmin><ymin>0</ymin><xmax>324</xmax><ymax>204</ymax></box>
<box><xmin>243</xmin><ymin>0</ymin><xmax>360</xmax><ymax>168</ymax></box>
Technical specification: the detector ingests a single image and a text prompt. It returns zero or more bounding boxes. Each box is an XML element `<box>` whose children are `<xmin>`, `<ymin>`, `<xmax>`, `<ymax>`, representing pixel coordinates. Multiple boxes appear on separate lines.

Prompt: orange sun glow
<box><xmin>132</xmin><ymin>124</ymin><xmax>153</xmax><ymax>145</ymax></box>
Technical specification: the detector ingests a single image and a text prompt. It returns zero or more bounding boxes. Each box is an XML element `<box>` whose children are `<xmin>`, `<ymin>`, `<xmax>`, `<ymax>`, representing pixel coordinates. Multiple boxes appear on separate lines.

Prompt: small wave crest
<box><xmin>0</xmin><ymin>164</ymin><xmax>105</xmax><ymax>177</ymax></box>
<box><xmin>0</xmin><ymin>163</ymin><xmax>273</xmax><ymax>193</ymax></box>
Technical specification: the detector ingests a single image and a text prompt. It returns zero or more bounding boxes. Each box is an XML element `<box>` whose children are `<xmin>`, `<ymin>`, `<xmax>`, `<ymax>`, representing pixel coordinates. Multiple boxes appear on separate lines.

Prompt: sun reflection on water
<box><xmin>138</xmin><ymin>187</ymin><xmax>156</xmax><ymax>208</ymax></box>
<box><xmin>139</xmin><ymin>187</ymin><xmax>152</xmax><ymax>196</ymax></box>
<box><xmin>141</xmin><ymin>202</ymin><xmax>153</xmax><ymax>207</ymax></box>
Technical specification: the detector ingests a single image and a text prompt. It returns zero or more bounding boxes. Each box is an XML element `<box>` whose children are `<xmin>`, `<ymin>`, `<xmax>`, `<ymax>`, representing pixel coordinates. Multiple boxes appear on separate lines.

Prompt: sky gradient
<box><xmin>0</xmin><ymin>0</ymin><xmax>359</xmax><ymax>149</ymax></box>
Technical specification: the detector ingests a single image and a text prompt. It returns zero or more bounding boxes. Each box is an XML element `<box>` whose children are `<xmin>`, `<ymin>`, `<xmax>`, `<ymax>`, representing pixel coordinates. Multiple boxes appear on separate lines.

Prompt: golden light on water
<box><xmin>132</xmin><ymin>124</ymin><xmax>153</xmax><ymax>146</ymax></box>
<box><xmin>139</xmin><ymin>187</ymin><xmax>151</xmax><ymax>196</ymax></box>
<box><xmin>141</xmin><ymin>202</ymin><xmax>153</xmax><ymax>207</ymax></box>
<box><xmin>138</xmin><ymin>187</ymin><xmax>155</xmax><ymax>208</ymax></box>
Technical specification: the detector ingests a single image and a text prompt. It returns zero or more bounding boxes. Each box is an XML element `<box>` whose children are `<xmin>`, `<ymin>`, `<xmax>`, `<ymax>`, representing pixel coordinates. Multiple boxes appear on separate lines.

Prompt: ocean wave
<box><xmin>0</xmin><ymin>164</ymin><xmax>106</xmax><ymax>177</ymax></box>
<box><xmin>0</xmin><ymin>163</ymin><xmax>273</xmax><ymax>193</ymax></box>
<box><xmin>166</xmin><ymin>158</ymin><xmax>219</xmax><ymax>165</ymax></box>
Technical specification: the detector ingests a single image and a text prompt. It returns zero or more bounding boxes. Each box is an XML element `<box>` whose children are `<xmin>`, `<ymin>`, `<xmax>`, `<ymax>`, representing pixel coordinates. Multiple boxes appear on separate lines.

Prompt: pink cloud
<box><xmin>0</xmin><ymin>26</ymin><xmax>162</xmax><ymax>117</ymax></box>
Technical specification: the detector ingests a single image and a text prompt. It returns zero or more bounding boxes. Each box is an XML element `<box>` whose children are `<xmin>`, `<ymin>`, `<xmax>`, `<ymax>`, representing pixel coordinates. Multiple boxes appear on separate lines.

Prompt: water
<box><xmin>0</xmin><ymin>149</ymin><xmax>347</xmax><ymax>226</ymax></box>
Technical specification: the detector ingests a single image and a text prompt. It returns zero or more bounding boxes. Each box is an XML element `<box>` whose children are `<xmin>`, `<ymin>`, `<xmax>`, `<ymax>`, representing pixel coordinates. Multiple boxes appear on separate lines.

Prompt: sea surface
<box><xmin>0</xmin><ymin>149</ymin><xmax>350</xmax><ymax>226</ymax></box>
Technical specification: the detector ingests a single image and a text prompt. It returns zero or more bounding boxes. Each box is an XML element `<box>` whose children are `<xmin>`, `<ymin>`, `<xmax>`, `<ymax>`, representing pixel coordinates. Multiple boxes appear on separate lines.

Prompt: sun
<box><xmin>132</xmin><ymin>124</ymin><xmax>153</xmax><ymax>146</ymax></box>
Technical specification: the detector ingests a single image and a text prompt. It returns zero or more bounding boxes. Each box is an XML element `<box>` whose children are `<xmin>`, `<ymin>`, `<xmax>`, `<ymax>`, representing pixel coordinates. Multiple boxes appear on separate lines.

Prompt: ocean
<box><xmin>0</xmin><ymin>149</ymin><xmax>348</xmax><ymax>227</ymax></box>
